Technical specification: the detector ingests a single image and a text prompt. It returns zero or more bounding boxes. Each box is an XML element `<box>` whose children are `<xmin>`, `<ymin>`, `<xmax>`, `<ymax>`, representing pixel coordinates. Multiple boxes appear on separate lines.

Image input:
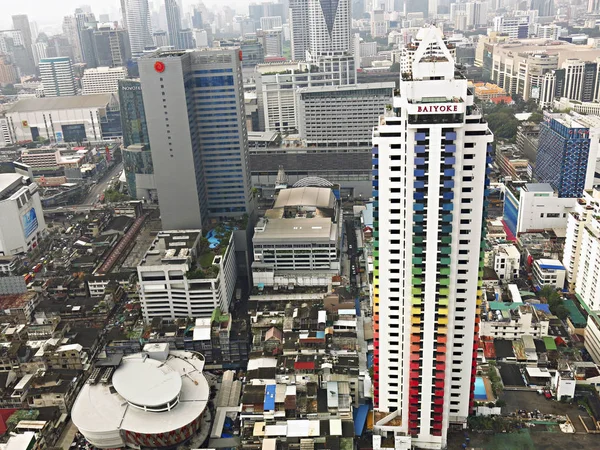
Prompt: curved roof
<box><xmin>72</xmin><ymin>351</ymin><xmax>209</xmax><ymax>447</ymax></box>
<box><xmin>112</xmin><ymin>358</ymin><xmax>182</xmax><ymax>407</ymax></box>
<box><xmin>292</xmin><ymin>176</ymin><xmax>334</xmax><ymax>188</ymax></box>
<box><xmin>274</xmin><ymin>187</ymin><xmax>336</xmax><ymax>209</ymax></box>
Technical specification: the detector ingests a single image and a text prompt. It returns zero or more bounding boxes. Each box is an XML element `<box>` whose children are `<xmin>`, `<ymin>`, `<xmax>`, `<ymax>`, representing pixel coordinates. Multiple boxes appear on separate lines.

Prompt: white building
<box><xmin>31</xmin><ymin>42</ymin><xmax>47</xmax><ymax>66</ymax></box>
<box><xmin>492</xmin><ymin>14</ymin><xmax>533</xmax><ymax>39</ymax></box>
<box><xmin>563</xmin><ymin>188</ymin><xmax>600</xmax><ymax>292</ymax></box>
<box><xmin>138</xmin><ymin>230</ymin><xmax>237</xmax><ymax>322</ymax></box>
<box><xmin>296</xmin><ymin>82</ymin><xmax>394</xmax><ymax>146</ymax></box>
<box><xmin>585</xmin><ymin>314</ymin><xmax>600</xmax><ymax>364</ymax></box>
<box><xmin>252</xmin><ymin>186</ymin><xmax>341</xmax><ymax>287</ymax></box>
<box><xmin>4</xmin><ymin>94</ymin><xmax>120</xmax><ymax>143</ymax></box>
<box><xmin>572</xmin><ymin>211</ymin><xmax>600</xmax><ymax>311</ymax></box>
<box><xmin>370</xmin><ymin>10</ymin><xmax>388</xmax><ymax>38</ymax></box>
<box><xmin>72</xmin><ymin>344</ymin><xmax>210</xmax><ymax>448</ymax></box>
<box><xmin>0</xmin><ymin>174</ymin><xmax>46</xmax><ymax>256</ymax></box>
<box><xmin>492</xmin><ymin>243</ymin><xmax>520</xmax><ymax>281</ymax></box>
<box><xmin>82</xmin><ymin>66</ymin><xmax>127</xmax><ymax>94</ymax></box>
<box><xmin>480</xmin><ymin>303</ymin><xmax>549</xmax><ymax>339</ymax></box>
<box><xmin>255</xmin><ymin>61</ymin><xmax>355</xmax><ymax>133</ymax></box>
<box><xmin>516</xmin><ymin>183</ymin><xmax>576</xmax><ymax>234</ymax></box>
<box><xmin>532</xmin><ymin>258</ymin><xmax>566</xmax><ymax>289</ymax></box>
<box><xmin>39</xmin><ymin>57</ymin><xmax>76</xmax><ymax>97</ymax></box>
<box><xmin>372</xmin><ymin>27</ymin><xmax>492</xmax><ymax>449</ymax></box>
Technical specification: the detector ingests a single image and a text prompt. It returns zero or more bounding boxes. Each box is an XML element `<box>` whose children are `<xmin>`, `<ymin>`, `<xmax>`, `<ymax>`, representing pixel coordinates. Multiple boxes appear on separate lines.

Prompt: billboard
<box><xmin>22</xmin><ymin>208</ymin><xmax>39</xmax><ymax>238</ymax></box>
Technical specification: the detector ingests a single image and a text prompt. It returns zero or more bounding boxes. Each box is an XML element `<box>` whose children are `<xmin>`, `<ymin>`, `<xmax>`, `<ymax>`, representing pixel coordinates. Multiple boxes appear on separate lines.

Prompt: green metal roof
<box><xmin>563</xmin><ymin>299</ymin><xmax>586</xmax><ymax>328</ymax></box>
<box><xmin>543</xmin><ymin>336</ymin><xmax>557</xmax><ymax>351</ymax></box>
<box><xmin>487</xmin><ymin>301</ymin><xmax>520</xmax><ymax>311</ymax></box>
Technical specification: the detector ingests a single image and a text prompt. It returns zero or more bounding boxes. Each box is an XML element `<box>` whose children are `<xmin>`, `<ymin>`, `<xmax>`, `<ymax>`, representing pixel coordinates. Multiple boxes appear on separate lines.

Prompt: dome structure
<box><xmin>292</xmin><ymin>176</ymin><xmax>334</xmax><ymax>188</ymax></box>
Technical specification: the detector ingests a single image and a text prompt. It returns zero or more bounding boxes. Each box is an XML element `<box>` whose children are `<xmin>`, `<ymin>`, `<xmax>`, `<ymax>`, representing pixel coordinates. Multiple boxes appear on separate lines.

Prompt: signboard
<box><xmin>531</xmin><ymin>86</ymin><xmax>540</xmax><ymax>99</ymax></box>
<box><xmin>416</xmin><ymin>104</ymin><xmax>459</xmax><ymax>113</ymax></box>
<box><xmin>55</xmin><ymin>131</ymin><xmax>63</xmax><ymax>143</ymax></box>
<box><xmin>22</xmin><ymin>208</ymin><xmax>38</xmax><ymax>238</ymax></box>
<box><xmin>21</xmin><ymin>120</ymin><xmax>28</xmax><ymax>128</ymax></box>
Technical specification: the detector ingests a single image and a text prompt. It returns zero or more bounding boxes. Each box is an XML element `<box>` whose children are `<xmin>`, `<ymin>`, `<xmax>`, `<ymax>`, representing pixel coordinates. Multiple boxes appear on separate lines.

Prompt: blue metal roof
<box><xmin>264</xmin><ymin>384</ymin><xmax>275</xmax><ymax>411</ymax></box>
<box><xmin>353</xmin><ymin>404</ymin><xmax>370</xmax><ymax>436</ymax></box>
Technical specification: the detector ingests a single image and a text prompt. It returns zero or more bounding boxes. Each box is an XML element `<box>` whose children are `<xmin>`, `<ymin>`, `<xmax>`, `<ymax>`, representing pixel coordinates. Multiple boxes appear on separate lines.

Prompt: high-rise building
<box><xmin>119</xmin><ymin>78</ymin><xmax>156</xmax><ymax>201</ymax></box>
<box><xmin>535</xmin><ymin>112</ymin><xmax>600</xmax><ymax>198</ymax></box>
<box><xmin>31</xmin><ymin>42</ymin><xmax>48</xmax><ymax>66</ymax></box>
<box><xmin>39</xmin><ymin>57</ymin><xmax>77</xmax><ymax>97</ymax></box>
<box><xmin>289</xmin><ymin>0</ymin><xmax>310</xmax><ymax>60</ymax></box>
<box><xmin>11</xmin><ymin>15</ymin><xmax>34</xmax><ymax>69</ymax></box>
<box><xmin>82</xmin><ymin>66</ymin><xmax>127</xmax><ymax>94</ymax></box>
<box><xmin>93</xmin><ymin>26</ymin><xmax>131</xmax><ymax>67</ymax></box>
<box><xmin>178</xmin><ymin>29</ymin><xmax>195</xmax><ymax>50</ymax></box>
<box><xmin>165</xmin><ymin>0</ymin><xmax>183</xmax><ymax>48</ymax></box>
<box><xmin>371</xmin><ymin>27</ymin><xmax>492</xmax><ymax>449</ymax></box>
<box><xmin>153</xmin><ymin>31</ymin><xmax>169</xmax><ymax>48</ymax></box>
<box><xmin>123</xmin><ymin>0</ymin><xmax>154</xmax><ymax>57</ymax></box>
<box><xmin>75</xmin><ymin>10</ymin><xmax>99</xmax><ymax>67</ymax></box>
<box><xmin>138</xmin><ymin>49</ymin><xmax>253</xmax><ymax>230</ymax></box>
<box><xmin>62</xmin><ymin>16</ymin><xmax>83</xmax><ymax>63</ymax></box>
<box><xmin>0</xmin><ymin>55</ymin><xmax>19</xmax><ymax>86</ymax></box>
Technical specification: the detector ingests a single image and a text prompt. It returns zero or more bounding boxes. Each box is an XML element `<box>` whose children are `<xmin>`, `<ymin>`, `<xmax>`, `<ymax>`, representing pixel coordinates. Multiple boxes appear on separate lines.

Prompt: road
<box><xmin>83</xmin><ymin>162</ymin><xmax>123</xmax><ymax>204</ymax></box>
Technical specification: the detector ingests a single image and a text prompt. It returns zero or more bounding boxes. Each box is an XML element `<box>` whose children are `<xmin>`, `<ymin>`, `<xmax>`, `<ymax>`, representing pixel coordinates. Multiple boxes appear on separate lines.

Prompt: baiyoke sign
<box><xmin>417</xmin><ymin>104</ymin><xmax>459</xmax><ymax>113</ymax></box>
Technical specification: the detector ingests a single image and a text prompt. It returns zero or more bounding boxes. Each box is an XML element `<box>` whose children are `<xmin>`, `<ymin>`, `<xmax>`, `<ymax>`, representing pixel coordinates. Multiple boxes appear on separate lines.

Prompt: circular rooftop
<box><xmin>112</xmin><ymin>358</ymin><xmax>182</xmax><ymax>408</ymax></box>
<box><xmin>292</xmin><ymin>176</ymin><xmax>334</xmax><ymax>188</ymax></box>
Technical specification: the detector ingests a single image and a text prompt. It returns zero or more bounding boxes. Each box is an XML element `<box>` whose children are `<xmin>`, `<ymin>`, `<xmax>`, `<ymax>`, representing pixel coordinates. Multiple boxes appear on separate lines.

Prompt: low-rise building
<box><xmin>480</xmin><ymin>302</ymin><xmax>550</xmax><ymax>339</ymax></box>
<box><xmin>492</xmin><ymin>244</ymin><xmax>520</xmax><ymax>281</ymax></box>
<box><xmin>516</xmin><ymin>183</ymin><xmax>576</xmax><ymax>234</ymax></box>
<box><xmin>138</xmin><ymin>230</ymin><xmax>237</xmax><ymax>322</ymax></box>
<box><xmin>532</xmin><ymin>258</ymin><xmax>566</xmax><ymax>289</ymax></box>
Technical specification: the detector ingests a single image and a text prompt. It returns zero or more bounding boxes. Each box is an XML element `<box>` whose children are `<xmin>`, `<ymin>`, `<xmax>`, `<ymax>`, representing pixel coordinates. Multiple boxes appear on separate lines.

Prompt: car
<box><xmin>544</xmin><ymin>390</ymin><xmax>552</xmax><ymax>399</ymax></box>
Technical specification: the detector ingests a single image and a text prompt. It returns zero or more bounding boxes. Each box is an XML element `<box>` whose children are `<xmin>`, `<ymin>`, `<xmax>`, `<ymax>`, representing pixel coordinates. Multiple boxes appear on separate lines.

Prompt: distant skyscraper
<box><xmin>75</xmin><ymin>10</ymin><xmax>98</xmax><ymax>67</ymax></box>
<box><xmin>11</xmin><ymin>15</ymin><xmax>33</xmax><ymax>60</ymax></box>
<box><xmin>178</xmin><ymin>29</ymin><xmax>195</xmax><ymax>49</ymax></box>
<box><xmin>139</xmin><ymin>49</ymin><xmax>253</xmax><ymax>229</ymax></box>
<box><xmin>153</xmin><ymin>31</ymin><xmax>169</xmax><ymax>47</ymax></box>
<box><xmin>123</xmin><ymin>0</ymin><xmax>154</xmax><ymax>57</ymax></box>
<box><xmin>165</xmin><ymin>0</ymin><xmax>183</xmax><ymax>48</ymax></box>
<box><xmin>63</xmin><ymin>16</ymin><xmax>83</xmax><ymax>63</ymax></box>
<box><xmin>31</xmin><ymin>42</ymin><xmax>48</xmax><ymax>66</ymax></box>
<box><xmin>289</xmin><ymin>0</ymin><xmax>310</xmax><ymax>60</ymax></box>
<box><xmin>372</xmin><ymin>27</ymin><xmax>492</xmax><ymax>449</ymax></box>
<box><xmin>39</xmin><ymin>57</ymin><xmax>77</xmax><ymax>97</ymax></box>
<box><xmin>307</xmin><ymin>0</ymin><xmax>351</xmax><ymax>56</ymax></box>
<box><xmin>192</xmin><ymin>8</ymin><xmax>203</xmax><ymax>29</ymax></box>
<box><xmin>93</xmin><ymin>27</ymin><xmax>132</xmax><ymax>67</ymax></box>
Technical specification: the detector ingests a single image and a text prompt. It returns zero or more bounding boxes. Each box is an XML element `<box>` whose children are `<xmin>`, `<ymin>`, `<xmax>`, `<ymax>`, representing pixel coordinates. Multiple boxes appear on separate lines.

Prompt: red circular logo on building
<box><xmin>154</xmin><ymin>61</ymin><xmax>165</xmax><ymax>73</ymax></box>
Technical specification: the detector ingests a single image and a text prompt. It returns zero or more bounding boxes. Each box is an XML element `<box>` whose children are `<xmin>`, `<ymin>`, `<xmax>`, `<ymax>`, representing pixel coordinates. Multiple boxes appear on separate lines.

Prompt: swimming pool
<box><xmin>206</xmin><ymin>226</ymin><xmax>235</xmax><ymax>249</ymax></box>
<box><xmin>474</xmin><ymin>377</ymin><xmax>488</xmax><ymax>400</ymax></box>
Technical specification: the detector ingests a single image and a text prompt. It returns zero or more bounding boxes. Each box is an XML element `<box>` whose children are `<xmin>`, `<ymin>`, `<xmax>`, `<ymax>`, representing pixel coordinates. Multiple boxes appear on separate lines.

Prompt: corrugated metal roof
<box><xmin>274</xmin><ymin>187</ymin><xmax>336</xmax><ymax>209</ymax></box>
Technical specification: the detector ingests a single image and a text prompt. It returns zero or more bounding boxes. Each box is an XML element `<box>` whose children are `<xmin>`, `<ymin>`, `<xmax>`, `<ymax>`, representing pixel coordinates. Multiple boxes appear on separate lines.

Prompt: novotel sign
<box><xmin>416</xmin><ymin>104</ymin><xmax>459</xmax><ymax>113</ymax></box>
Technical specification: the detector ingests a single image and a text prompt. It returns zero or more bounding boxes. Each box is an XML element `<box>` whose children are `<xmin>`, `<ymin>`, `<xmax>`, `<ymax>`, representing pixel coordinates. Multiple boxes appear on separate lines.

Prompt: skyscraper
<box><xmin>289</xmin><ymin>0</ymin><xmax>310</xmax><ymax>60</ymax></box>
<box><xmin>372</xmin><ymin>27</ymin><xmax>492</xmax><ymax>449</ymax></box>
<box><xmin>165</xmin><ymin>0</ymin><xmax>183</xmax><ymax>48</ymax></box>
<box><xmin>39</xmin><ymin>57</ymin><xmax>77</xmax><ymax>97</ymax></box>
<box><xmin>62</xmin><ymin>16</ymin><xmax>83</xmax><ymax>63</ymax></box>
<box><xmin>119</xmin><ymin>78</ymin><xmax>156</xmax><ymax>201</ymax></box>
<box><xmin>123</xmin><ymin>0</ymin><xmax>154</xmax><ymax>57</ymax></box>
<box><xmin>93</xmin><ymin>26</ymin><xmax>132</xmax><ymax>67</ymax></box>
<box><xmin>306</xmin><ymin>0</ymin><xmax>351</xmax><ymax>57</ymax></box>
<box><xmin>11</xmin><ymin>15</ymin><xmax>34</xmax><ymax>64</ymax></box>
<box><xmin>138</xmin><ymin>49</ymin><xmax>253</xmax><ymax>229</ymax></box>
<box><xmin>535</xmin><ymin>112</ymin><xmax>599</xmax><ymax>198</ymax></box>
<box><xmin>75</xmin><ymin>9</ymin><xmax>98</xmax><ymax>67</ymax></box>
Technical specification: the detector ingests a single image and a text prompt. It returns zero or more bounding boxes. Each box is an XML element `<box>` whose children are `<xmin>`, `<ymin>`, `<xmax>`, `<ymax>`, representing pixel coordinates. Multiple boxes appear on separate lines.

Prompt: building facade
<box><xmin>535</xmin><ymin>113</ymin><xmax>599</xmax><ymax>198</ymax></box>
<box><xmin>137</xmin><ymin>230</ymin><xmax>237</xmax><ymax>322</ymax></box>
<box><xmin>516</xmin><ymin>183</ymin><xmax>576</xmax><ymax>233</ymax></box>
<box><xmin>296</xmin><ymin>82</ymin><xmax>394</xmax><ymax>147</ymax></box>
<box><xmin>123</xmin><ymin>0</ymin><xmax>153</xmax><ymax>57</ymax></box>
<box><xmin>82</xmin><ymin>66</ymin><xmax>127</xmax><ymax>94</ymax></box>
<box><xmin>372</xmin><ymin>27</ymin><xmax>492</xmax><ymax>449</ymax></box>
<box><xmin>0</xmin><ymin>174</ymin><xmax>47</xmax><ymax>256</ymax></box>
<box><xmin>139</xmin><ymin>49</ymin><xmax>253</xmax><ymax>229</ymax></box>
<box><xmin>39</xmin><ymin>57</ymin><xmax>77</xmax><ymax>97</ymax></box>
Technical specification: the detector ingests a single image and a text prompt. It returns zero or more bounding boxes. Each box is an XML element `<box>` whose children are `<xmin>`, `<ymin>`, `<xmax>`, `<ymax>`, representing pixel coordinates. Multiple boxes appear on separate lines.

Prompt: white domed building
<box><xmin>72</xmin><ymin>343</ymin><xmax>210</xmax><ymax>448</ymax></box>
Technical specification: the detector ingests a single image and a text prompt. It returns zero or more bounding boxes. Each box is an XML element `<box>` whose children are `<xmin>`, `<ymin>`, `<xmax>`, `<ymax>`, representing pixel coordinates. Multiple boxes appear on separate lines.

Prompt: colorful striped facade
<box><xmin>371</xmin><ymin>26</ymin><xmax>493</xmax><ymax>449</ymax></box>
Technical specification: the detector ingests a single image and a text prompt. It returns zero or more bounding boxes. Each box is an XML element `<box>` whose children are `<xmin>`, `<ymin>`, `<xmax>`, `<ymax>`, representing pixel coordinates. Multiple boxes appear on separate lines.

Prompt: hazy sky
<box><xmin>0</xmin><ymin>0</ymin><xmax>247</xmax><ymax>33</ymax></box>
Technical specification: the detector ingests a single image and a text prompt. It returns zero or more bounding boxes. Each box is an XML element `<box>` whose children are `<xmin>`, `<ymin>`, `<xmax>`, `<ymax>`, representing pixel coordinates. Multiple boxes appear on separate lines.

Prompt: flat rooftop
<box><xmin>253</xmin><ymin>217</ymin><xmax>336</xmax><ymax>243</ymax></box>
<box><xmin>0</xmin><ymin>174</ymin><xmax>26</xmax><ymax>199</ymax></box>
<box><xmin>524</xmin><ymin>183</ymin><xmax>553</xmax><ymax>193</ymax></box>
<box><xmin>0</xmin><ymin>292</ymin><xmax>36</xmax><ymax>310</ymax></box>
<box><xmin>140</xmin><ymin>230</ymin><xmax>201</xmax><ymax>266</ymax></box>
<box><xmin>6</xmin><ymin>93</ymin><xmax>114</xmax><ymax>113</ymax></box>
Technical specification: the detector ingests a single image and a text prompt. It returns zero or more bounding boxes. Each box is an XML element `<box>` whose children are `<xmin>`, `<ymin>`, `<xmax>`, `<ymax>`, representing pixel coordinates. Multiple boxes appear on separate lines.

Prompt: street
<box><xmin>83</xmin><ymin>162</ymin><xmax>123</xmax><ymax>205</ymax></box>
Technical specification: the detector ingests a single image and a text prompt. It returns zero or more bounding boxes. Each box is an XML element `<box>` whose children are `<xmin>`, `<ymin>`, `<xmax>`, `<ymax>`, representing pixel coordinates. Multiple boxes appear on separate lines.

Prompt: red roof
<box><xmin>0</xmin><ymin>409</ymin><xmax>18</xmax><ymax>435</ymax></box>
<box><xmin>294</xmin><ymin>361</ymin><xmax>315</xmax><ymax>370</ymax></box>
<box><xmin>490</xmin><ymin>96</ymin><xmax>513</xmax><ymax>105</ymax></box>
